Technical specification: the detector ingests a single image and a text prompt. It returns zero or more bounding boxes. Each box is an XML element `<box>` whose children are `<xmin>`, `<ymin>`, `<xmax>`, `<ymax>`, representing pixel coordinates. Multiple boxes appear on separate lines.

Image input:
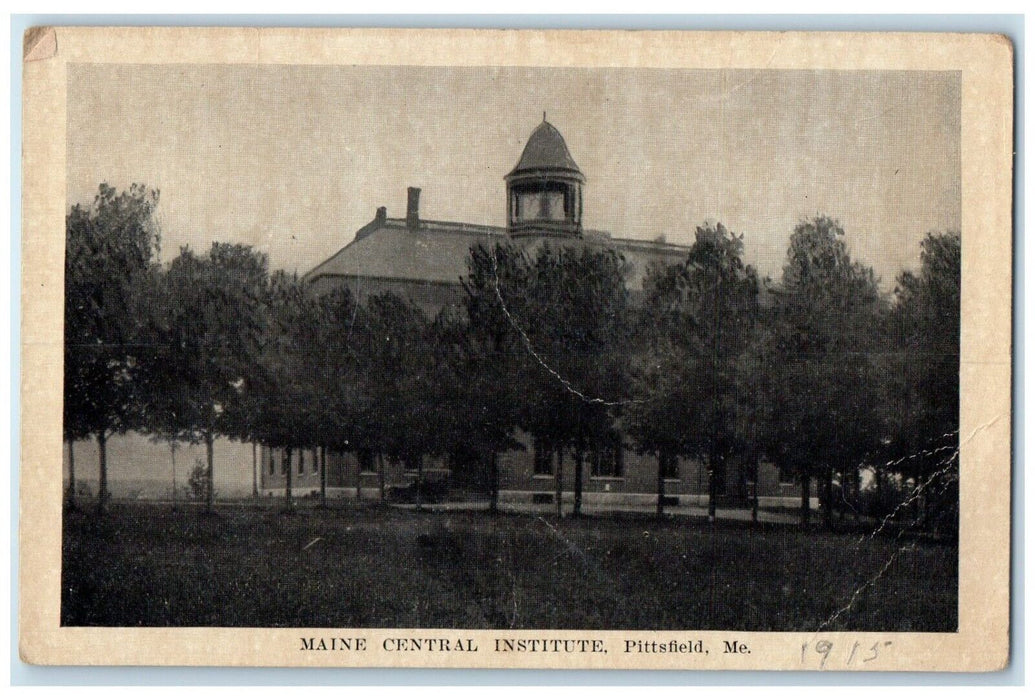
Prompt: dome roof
<box><xmin>507</xmin><ymin>120</ymin><xmax>584</xmax><ymax>180</ymax></box>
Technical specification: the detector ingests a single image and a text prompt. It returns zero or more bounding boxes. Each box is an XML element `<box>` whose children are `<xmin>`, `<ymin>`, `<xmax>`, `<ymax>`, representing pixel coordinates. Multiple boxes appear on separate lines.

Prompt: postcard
<box><xmin>19</xmin><ymin>27</ymin><xmax>1012</xmax><ymax>670</ymax></box>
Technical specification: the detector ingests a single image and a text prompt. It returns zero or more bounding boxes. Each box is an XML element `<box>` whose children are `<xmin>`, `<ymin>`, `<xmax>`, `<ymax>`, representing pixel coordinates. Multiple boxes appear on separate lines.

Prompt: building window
<box><xmin>313</xmin><ymin>449</ymin><xmax>320</xmax><ymax>474</ymax></box>
<box><xmin>591</xmin><ymin>442</ymin><xmax>623</xmax><ymax>478</ymax></box>
<box><xmin>358</xmin><ymin>449</ymin><xmax>375</xmax><ymax>474</ymax></box>
<box><xmin>268</xmin><ymin>448</ymin><xmax>275</xmax><ymax>475</ymax></box>
<box><xmin>404</xmin><ymin>453</ymin><xmax>422</xmax><ymax>473</ymax></box>
<box><xmin>659</xmin><ymin>451</ymin><xmax>678</xmax><ymax>479</ymax></box>
<box><xmin>298</xmin><ymin>450</ymin><xmax>305</xmax><ymax>475</ymax></box>
<box><xmin>516</xmin><ymin>192</ymin><xmax>532</xmax><ymax>221</ymax></box>
<box><xmin>281</xmin><ymin>450</ymin><xmax>289</xmax><ymax>475</ymax></box>
<box><xmin>513</xmin><ymin>183</ymin><xmax>573</xmax><ymax>224</ymax></box>
<box><xmin>778</xmin><ymin>461</ymin><xmax>795</xmax><ymax>484</ymax></box>
<box><xmin>544</xmin><ymin>190</ymin><xmax>565</xmax><ymax>219</ymax></box>
<box><xmin>533</xmin><ymin>438</ymin><xmax>553</xmax><ymax>476</ymax></box>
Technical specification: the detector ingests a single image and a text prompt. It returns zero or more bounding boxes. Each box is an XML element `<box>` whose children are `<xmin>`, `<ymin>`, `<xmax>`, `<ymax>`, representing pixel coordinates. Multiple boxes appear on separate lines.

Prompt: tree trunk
<box><xmin>489</xmin><ymin>451</ymin><xmax>499</xmax><ymax>515</ymax></box>
<box><xmin>800</xmin><ymin>471</ymin><xmax>810</xmax><ymax>528</ymax></box>
<box><xmin>66</xmin><ymin>439</ymin><xmax>77</xmax><ymax>510</ymax></box>
<box><xmin>356</xmin><ymin>453</ymin><xmax>364</xmax><ymax>502</ymax></box>
<box><xmin>377</xmin><ymin>453</ymin><xmax>386</xmax><ymax>503</ymax></box>
<box><xmin>852</xmin><ymin>466</ymin><xmax>861</xmax><ymax>524</ymax></box>
<box><xmin>821</xmin><ymin>467</ymin><xmax>834</xmax><ymax>531</ymax></box>
<box><xmin>319</xmin><ymin>446</ymin><xmax>327</xmax><ymax>508</ymax></box>
<box><xmin>415</xmin><ymin>455</ymin><xmax>424</xmax><ymax>512</ymax></box>
<box><xmin>573</xmin><ymin>445</ymin><xmax>584</xmax><ymax>518</ymax></box>
<box><xmin>707</xmin><ymin>455</ymin><xmax>718</xmax><ymax>522</ymax></box>
<box><xmin>918</xmin><ymin>474</ymin><xmax>929</xmax><ymax>529</ymax></box>
<box><xmin>252</xmin><ymin>442</ymin><xmax>259</xmax><ymax>499</ymax></box>
<box><xmin>656</xmin><ymin>452</ymin><xmax>666</xmax><ymax>519</ymax></box>
<box><xmin>837</xmin><ymin>466</ymin><xmax>846</xmax><ymax>523</ymax></box>
<box><xmin>284</xmin><ymin>446</ymin><xmax>293</xmax><ymax>512</ymax></box>
<box><xmin>205</xmin><ymin>432</ymin><xmax>215</xmax><ymax>513</ymax></box>
<box><xmin>874</xmin><ymin>466</ymin><xmax>884</xmax><ymax>517</ymax></box>
<box><xmin>170</xmin><ymin>441</ymin><xmax>178</xmax><ymax>509</ymax></box>
<box><xmin>554</xmin><ymin>448</ymin><xmax>563</xmax><ymax>519</ymax></box>
<box><xmin>96</xmin><ymin>431</ymin><xmax>108</xmax><ymax>515</ymax></box>
<box><xmin>751</xmin><ymin>460</ymin><xmax>759</xmax><ymax>525</ymax></box>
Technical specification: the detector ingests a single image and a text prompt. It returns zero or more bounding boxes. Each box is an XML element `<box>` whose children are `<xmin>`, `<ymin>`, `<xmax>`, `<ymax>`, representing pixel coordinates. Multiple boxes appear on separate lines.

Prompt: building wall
<box><xmin>495</xmin><ymin>434</ymin><xmax>802</xmax><ymax>502</ymax></box>
<box><xmin>65</xmin><ymin>433</ymin><xmax>807</xmax><ymax>504</ymax></box>
<box><xmin>496</xmin><ymin>436</ymin><xmax>706</xmax><ymax>497</ymax></box>
<box><xmin>259</xmin><ymin>437</ymin><xmax>807</xmax><ymax>503</ymax></box>
<box><xmin>63</xmin><ymin>432</ymin><xmax>257</xmax><ymax>499</ymax></box>
<box><xmin>259</xmin><ymin>445</ymin><xmax>451</xmax><ymax>497</ymax></box>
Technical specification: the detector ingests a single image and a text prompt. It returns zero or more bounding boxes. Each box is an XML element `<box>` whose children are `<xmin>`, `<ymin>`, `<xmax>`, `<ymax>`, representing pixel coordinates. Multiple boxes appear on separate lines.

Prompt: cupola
<box><xmin>505</xmin><ymin>118</ymin><xmax>585</xmax><ymax>238</ymax></box>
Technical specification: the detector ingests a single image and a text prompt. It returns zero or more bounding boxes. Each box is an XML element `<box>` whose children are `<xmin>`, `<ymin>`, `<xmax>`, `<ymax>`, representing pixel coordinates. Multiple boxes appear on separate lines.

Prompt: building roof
<box><xmin>305</xmin><ymin>218</ymin><xmax>507</xmax><ymax>286</ymax></box>
<box><xmin>306</xmin><ymin>121</ymin><xmax>692</xmax><ymax>303</ymax></box>
<box><xmin>507</xmin><ymin>121</ymin><xmax>583</xmax><ymax>179</ymax></box>
<box><xmin>306</xmin><ymin>215</ymin><xmax>690</xmax><ymax>292</ymax></box>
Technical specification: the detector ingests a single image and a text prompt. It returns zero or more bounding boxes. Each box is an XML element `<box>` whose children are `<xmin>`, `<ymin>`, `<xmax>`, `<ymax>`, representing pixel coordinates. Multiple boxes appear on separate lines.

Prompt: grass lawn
<box><xmin>62</xmin><ymin>502</ymin><xmax>957</xmax><ymax>631</ymax></box>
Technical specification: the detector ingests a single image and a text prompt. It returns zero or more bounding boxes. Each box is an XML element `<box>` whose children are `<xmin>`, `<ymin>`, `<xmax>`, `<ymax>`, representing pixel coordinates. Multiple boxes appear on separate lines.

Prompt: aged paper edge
<box><xmin>19</xmin><ymin>27</ymin><xmax>1014</xmax><ymax>671</ymax></box>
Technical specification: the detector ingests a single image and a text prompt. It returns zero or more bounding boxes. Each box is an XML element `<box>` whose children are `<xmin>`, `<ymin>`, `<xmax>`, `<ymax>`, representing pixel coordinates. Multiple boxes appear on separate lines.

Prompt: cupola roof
<box><xmin>507</xmin><ymin>120</ymin><xmax>584</xmax><ymax>180</ymax></box>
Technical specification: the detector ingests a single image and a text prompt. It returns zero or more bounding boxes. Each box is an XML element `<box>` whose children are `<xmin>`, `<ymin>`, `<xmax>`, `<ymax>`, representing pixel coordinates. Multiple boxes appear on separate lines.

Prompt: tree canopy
<box><xmin>64</xmin><ymin>183</ymin><xmax>161</xmax><ymax>511</ymax></box>
<box><xmin>766</xmin><ymin>216</ymin><xmax>887</xmax><ymax>526</ymax></box>
<box><xmin>625</xmin><ymin>222</ymin><xmax>760</xmax><ymax>517</ymax></box>
<box><xmin>146</xmin><ymin>242</ymin><xmax>269</xmax><ymax>509</ymax></box>
<box><xmin>63</xmin><ymin>183</ymin><xmax>961</xmax><ymax>535</ymax></box>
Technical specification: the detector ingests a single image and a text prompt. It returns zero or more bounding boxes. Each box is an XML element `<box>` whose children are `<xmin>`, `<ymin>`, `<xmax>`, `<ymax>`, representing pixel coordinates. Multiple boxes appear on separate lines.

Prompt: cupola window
<box><xmin>513</xmin><ymin>183</ymin><xmax>573</xmax><ymax>224</ymax></box>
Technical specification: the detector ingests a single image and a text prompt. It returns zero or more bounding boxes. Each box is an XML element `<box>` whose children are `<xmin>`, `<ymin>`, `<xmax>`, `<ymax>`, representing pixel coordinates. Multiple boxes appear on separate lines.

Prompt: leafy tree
<box><xmin>147</xmin><ymin>243</ymin><xmax>268</xmax><ymax>512</ymax></box>
<box><xmin>413</xmin><ymin>307</ymin><xmax>516</xmax><ymax>508</ymax></box>
<box><xmin>64</xmin><ymin>183</ymin><xmax>161</xmax><ymax>513</ymax></box>
<box><xmin>306</xmin><ymin>285</ymin><xmax>365</xmax><ymax>507</ymax></box>
<box><xmin>883</xmin><ymin>231</ymin><xmax>961</xmax><ymax>531</ymax></box>
<box><xmin>767</xmin><ymin>216</ymin><xmax>885</xmax><ymax>528</ymax></box>
<box><xmin>625</xmin><ymin>260</ymin><xmax>697</xmax><ymax>518</ymax></box>
<box><xmin>625</xmin><ymin>223</ymin><xmax>760</xmax><ymax>519</ymax></box>
<box><xmin>462</xmin><ymin>243</ymin><xmax>536</xmax><ymax>513</ymax></box>
<box><xmin>187</xmin><ymin>458</ymin><xmax>212</xmax><ymax>502</ymax></box>
<box><xmin>355</xmin><ymin>293</ymin><xmax>438</xmax><ymax>507</ymax></box>
<box><xmin>730</xmin><ymin>305</ymin><xmax>779</xmax><ymax>523</ymax></box>
<box><xmin>249</xmin><ymin>271</ymin><xmax>323</xmax><ymax>511</ymax></box>
<box><xmin>470</xmin><ymin>243</ymin><xmax>630</xmax><ymax>517</ymax></box>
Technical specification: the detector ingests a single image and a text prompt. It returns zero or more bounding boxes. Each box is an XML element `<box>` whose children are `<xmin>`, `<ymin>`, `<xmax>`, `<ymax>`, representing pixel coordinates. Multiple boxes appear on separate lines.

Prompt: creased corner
<box><xmin>24</xmin><ymin>27</ymin><xmax>57</xmax><ymax>63</ymax></box>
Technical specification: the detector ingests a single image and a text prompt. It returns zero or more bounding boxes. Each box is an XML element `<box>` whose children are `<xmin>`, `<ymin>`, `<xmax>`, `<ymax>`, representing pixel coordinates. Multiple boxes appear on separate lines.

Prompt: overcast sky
<box><xmin>67</xmin><ymin>65</ymin><xmax>960</xmax><ymax>289</ymax></box>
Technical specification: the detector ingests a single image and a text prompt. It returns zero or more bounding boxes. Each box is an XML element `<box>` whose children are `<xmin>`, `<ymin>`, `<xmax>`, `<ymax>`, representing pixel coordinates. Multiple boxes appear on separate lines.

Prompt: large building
<box><xmin>304</xmin><ymin>120</ymin><xmax>693</xmax><ymax>313</ymax></box>
<box><xmin>259</xmin><ymin>120</ymin><xmax>802</xmax><ymax>507</ymax></box>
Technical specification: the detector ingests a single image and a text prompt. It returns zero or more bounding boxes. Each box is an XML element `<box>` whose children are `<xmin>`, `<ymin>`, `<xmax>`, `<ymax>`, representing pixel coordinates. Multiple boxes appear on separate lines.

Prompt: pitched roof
<box><xmin>306</xmin><ymin>215</ymin><xmax>690</xmax><ymax>292</ymax></box>
<box><xmin>305</xmin><ymin>218</ymin><xmax>506</xmax><ymax>285</ymax></box>
<box><xmin>507</xmin><ymin>121</ymin><xmax>583</xmax><ymax>178</ymax></box>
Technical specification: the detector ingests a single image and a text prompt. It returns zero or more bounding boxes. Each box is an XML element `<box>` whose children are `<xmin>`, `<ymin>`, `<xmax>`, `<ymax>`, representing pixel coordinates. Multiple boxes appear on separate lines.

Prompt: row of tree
<box><xmin>64</xmin><ymin>184</ymin><xmax>960</xmax><ymax>531</ymax></box>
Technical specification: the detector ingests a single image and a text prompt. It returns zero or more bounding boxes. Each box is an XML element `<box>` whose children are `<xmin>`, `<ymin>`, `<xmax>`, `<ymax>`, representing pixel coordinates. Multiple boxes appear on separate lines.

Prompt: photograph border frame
<box><xmin>12</xmin><ymin>15</ymin><xmax>1022</xmax><ymax>683</ymax></box>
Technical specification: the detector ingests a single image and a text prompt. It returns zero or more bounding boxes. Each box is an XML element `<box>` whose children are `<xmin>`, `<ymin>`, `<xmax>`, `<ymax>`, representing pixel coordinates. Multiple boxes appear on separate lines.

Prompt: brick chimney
<box><xmin>406</xmin><ymin>187</ymin><xmax>421</xmax><ymax>231</ymax></box>
<box><xmin>375</xmin><ymin>206</ymin><xmax>387</xmax><ymax>224</ymax></box>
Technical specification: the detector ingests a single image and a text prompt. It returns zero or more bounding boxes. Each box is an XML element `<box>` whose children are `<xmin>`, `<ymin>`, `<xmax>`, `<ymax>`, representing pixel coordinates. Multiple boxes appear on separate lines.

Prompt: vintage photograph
<box><xmin>60</xmin><ymin>62</ymin><xmax>961</xmax><ymax>630</ymax></box>
<box><xmin>20</xmin><ymin>28</ymin><xmax>1012</xmax><ymax>670</ymax></box>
